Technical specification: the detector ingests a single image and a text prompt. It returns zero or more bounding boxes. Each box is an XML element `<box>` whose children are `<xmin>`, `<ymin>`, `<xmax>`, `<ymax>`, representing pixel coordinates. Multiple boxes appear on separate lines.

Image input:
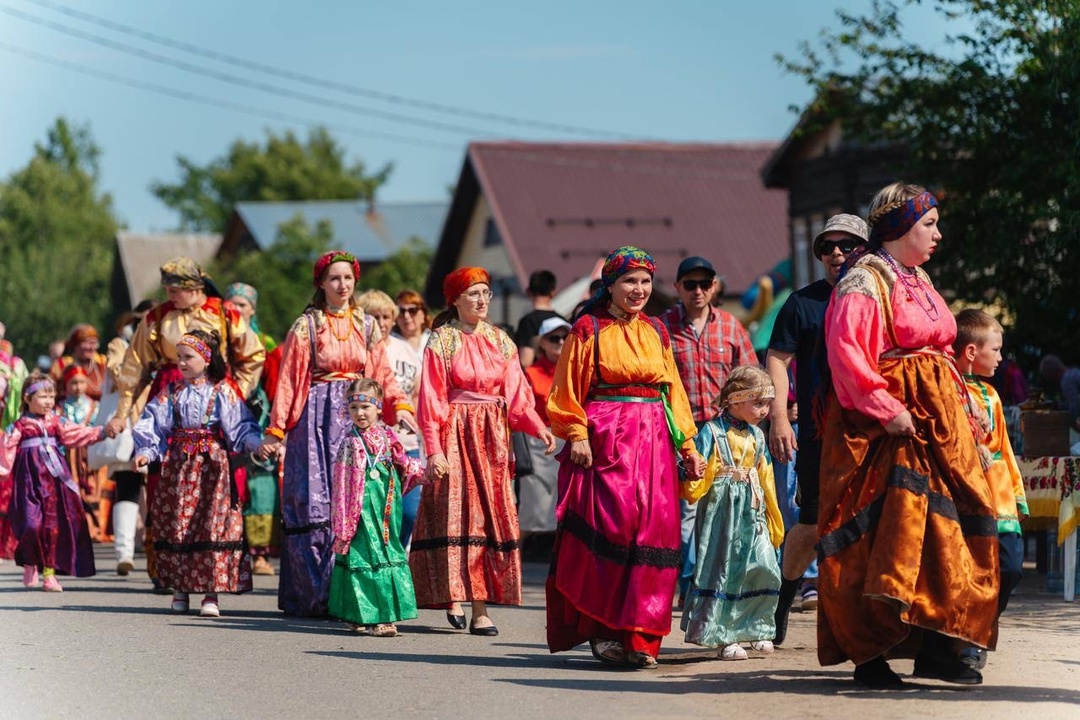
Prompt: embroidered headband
<box><xmin>313</xmin><ymin>251</ymin><xmax>361</xmax><ymax>289</ymax></box>
<box><xmin>443</xmin><ymin>267</ymin><xmax>491</xmax><ymax>305</ymax></box>
<box><xmin>24</xmin><ymin>378</ymin><xmax>55</xmax><ymax>398</ymax></box>
<box><xmin>715</xmin><ymin>386</ymin><xmax>775</xmax><ymax>408</ymax></box>
<box><xmin>177</xmin><ymin>335</ymin><xmax>212</xmax><ymax>363</ymax></box>
<box><xmin>347</xmin><ymin>393</ymin><xmax>383</xmax><ymax>409</ymax></box>
<box><xmin>869</xmin><ymin>191</ymin><xmax>938</xmax><ymax>246</ymax></box>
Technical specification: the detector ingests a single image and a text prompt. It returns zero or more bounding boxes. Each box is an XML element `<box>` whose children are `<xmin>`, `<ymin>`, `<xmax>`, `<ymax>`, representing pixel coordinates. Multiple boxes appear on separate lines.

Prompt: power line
<box><xmin>0</xmin><ymin>3</ymin><xmax>499</xmax><ymax>137</ymax></box>
<box><xmin>19</xmin><ymin>0</ymin><xmax>640</xmax><ymax>140</ymax></box>
<box><xmin>0</xmin><ymin>40</ymin><xmax>464</xmax><ymax>152</ymax></box>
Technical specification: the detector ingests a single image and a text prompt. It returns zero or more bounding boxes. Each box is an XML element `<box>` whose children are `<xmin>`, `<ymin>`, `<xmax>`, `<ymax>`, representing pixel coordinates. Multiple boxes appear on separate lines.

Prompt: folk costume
<box><xmin>132</xmin><ymin>376</ymin><xmax>263</xmax><ymax>595</ymax></box>
<box><xmin>0</xmin><ymin>341</ymin><xmax>28</xmax><ymax>559</ymax></box>
<box><xmin>268</xmin><ymin>251</ymin><xmax>407</xmax><ymax>617</ymax></box>
<box><xmin>545</xmin><ymin>247</ymin><xmax>698</xmax><ymax>660</ymax></box>
<box><xmin>0</xmin><ymin>381</ymin><xmax>103</xmax><ymax>578</ymax></box>
<box><xmin>409</xmin><ymin>267</ymin><xmax>547</xmax><ymax>609</ymax></box>
<box><xmin>329</xmin><ymin>422</ymin><xmax>425</xmax><ymax>627</ymax></box>
<box><xmin>819</xmin><ymin>193</ymin><xmax>999</xmax><ymax>668</ymax></box>
<box><xmin>50</xmin><ymin>324</ymin><xmax>109</xmax><ymax>401</ymax></box>
<box><xmin>681</xmin><ymin>411</ymin><xmax>784</xmax><ymax>648</ymax></box>
<box><xmin>59</xmin><ymin>366</ymin><xmax>110</xmax><ymax>542</ymax></box>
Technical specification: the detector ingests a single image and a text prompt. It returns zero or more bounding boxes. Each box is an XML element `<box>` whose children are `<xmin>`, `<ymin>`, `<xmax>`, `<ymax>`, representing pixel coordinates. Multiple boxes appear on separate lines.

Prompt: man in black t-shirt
<box><xmin>766</xmin><ymin>213</ymin><xmax>868</xmax><ymax>644</ymax></box>
<box><xmin>516</xmin><ymin>270</ymin><xmax>565</xmax><ymax>368</ymax></box>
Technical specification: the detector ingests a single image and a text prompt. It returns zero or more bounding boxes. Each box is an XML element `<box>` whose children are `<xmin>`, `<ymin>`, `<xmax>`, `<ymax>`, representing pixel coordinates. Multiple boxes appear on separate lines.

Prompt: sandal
<box><xmin>349</xmin><ymin>624</ymin><xmax>373</xmax><ymax>635</ymax></box>
<box><xmin>626</xmin><ymin>651</ymin><xmax>659</xmax><ymax>669</ymax></box>
<box><xmin>372</xmin><ymin>623</ymin><xmax>399</xmax><ymax>637</ymax></box>
<box><xmin>720</xmin><ymin>643</ymin><xmax>748</xmax><ymax>660</ymax></box>
<box><xmin>750</xmin><ymin>640</ymin><xmax>775</xmax><ymax>653</ymax></box>
<box><xmin>589</xmin><ymin>639</ymin><xmax>627</xmax><ymax>666</ymax></box>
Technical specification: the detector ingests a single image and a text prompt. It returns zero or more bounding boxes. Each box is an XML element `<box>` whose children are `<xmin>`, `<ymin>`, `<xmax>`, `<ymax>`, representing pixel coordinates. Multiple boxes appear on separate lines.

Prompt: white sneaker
<box><xmin>750</xmin><ymin>640</ymin><xmax>775</xmax><ymax>653</ymax></box>
<box><xmin>720</xmin><ymin>643</ymin><xmax>748</xmax><ymax>660</ymax></box>
<box><xmin>199</xmin><ymin>596</ymin><xmax>220</xmax><ymax>617</ymax></box>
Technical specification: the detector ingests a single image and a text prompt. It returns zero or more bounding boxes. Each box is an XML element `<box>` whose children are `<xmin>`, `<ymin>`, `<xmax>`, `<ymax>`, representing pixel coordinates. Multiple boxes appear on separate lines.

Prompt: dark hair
<box><xmin>346</xmin><ymin>377</ymin><xmax>383</xmax><ymax>400</ymax></box>
<box><xmin>431</xmin><ymin>307</ymin><xmax>458</xmax><ymax>329</ymax></box>
<box><xmin>133</xmin><ymin>299</ymin><xmax>156</xmax><ymax>314</ymax></box>
<box><xmin>527</xmin><ymin>270</ymin><xmax>557</xmax><ymax>297</ymax></box>
<box><xmin>184</xmin><ymin>329</ymin><xmax>228</xmax><ymax>384</ymax></box>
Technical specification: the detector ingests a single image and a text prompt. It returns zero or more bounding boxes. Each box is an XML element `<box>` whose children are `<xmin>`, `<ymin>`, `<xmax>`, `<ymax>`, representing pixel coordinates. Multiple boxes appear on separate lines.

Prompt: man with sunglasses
<box><xmin>766</xmin><ymin>213</ymin><xmax>868</xmax><ymax>644</ymax></box>
<box><xmin>660</xmin><ymin>256</ymin><xmax>758</xmax><ymax>605</ymax></box>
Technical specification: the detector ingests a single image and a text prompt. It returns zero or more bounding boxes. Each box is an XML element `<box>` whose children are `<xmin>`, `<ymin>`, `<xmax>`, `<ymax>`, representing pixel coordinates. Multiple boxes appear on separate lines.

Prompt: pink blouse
<box><xmin>825</xmin><ymin>254</ymin><xmax>957</xmax><ymax>426</ymax></box>
<box><xmin>419</xmin><ymin>320</ymin><xmax>546</xmax><ymax>457</ymax></box>
<box><xmin>0</xmin><ymin>413</ymin><xmax>104</xmax><ymax>475</ymax></box>
<box><xmin>268</xmin><ymin>308</ymin><xmax>406</xmax><ymax>435</ymax></box>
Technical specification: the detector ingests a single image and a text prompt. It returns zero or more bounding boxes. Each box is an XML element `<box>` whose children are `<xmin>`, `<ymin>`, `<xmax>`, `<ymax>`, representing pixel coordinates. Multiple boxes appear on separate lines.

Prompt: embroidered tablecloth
<box><xmin>1019</xmin><ymin>455</ymin><xmax>1080</xmax><ymax>543</ymax></box>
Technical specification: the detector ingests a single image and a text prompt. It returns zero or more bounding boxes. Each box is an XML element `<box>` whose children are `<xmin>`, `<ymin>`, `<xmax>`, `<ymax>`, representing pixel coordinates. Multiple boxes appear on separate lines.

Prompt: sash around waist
<box><xmin>588</xmin><ymin>382</ymin><xmax>662</xmax><ymax>402</ymax></box>
<box><xmin>312</xmin><ymin>370</ymin><xmax>361</xmax><ymax>385</ymax></box>
<box><xmin>21</xmin><ymin>436</ymin><xmax>59</xmax><ymax>449</ymax></box>
<box><xmin>449</xmin><ymin>389</ymin><xmax>505</xmax><ymax>406</ymax></box>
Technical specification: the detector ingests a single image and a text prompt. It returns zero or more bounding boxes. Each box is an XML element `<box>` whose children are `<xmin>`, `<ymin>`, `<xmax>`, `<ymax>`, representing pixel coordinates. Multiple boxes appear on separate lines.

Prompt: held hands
<box><xmin>105</xmin><ymin>416</ymin><xmax>125</xmax><ymax>439</ymax></box>
<box><xmin>683</xmin><ymin>450</ymin><xmax>706</xmax><ymax>480</ymax></box>
<box><xmin>569</xmin><ymin>439</ymin><xmax>592</xmax><ymax>468</ymax></box>
<box><xmin>768</xmin><ymin>417</ymin><xmax>798</xmax><ymax>465</ymax></box>
<box><xmin>133</xmin><ymin>455</ymin><xmax>149</xmax><ymax>470</ymax></box>
<box><xmin>426</xmin><ymin>452</ymin><xmax>450</xmax><ymax>482</ymax></box>
<box><xmin>884</xmin><ymin>410</ymin><xmax>918</xmax><ymax>437</ymax></box>
<box><xmin>256</xmin><ymin>438</ymin><xmax>284</xmax><ymax>462</ymax></box>
<box><xmin>538</xmin><ymin>428</ymin><xmax>557</xmax><ymax>454</ymax></box>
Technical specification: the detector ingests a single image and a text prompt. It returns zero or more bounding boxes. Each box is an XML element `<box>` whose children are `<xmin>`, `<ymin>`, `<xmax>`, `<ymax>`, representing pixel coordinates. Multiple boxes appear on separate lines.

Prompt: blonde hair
<box><xmin>356</xmin><ymin>289</ymin><xmax>397</xmax><ymax>320</ymax></box>
<box><xmin>953</xmin><ymin>309</ymin><xmax>1004</xmax><ymax>354</ymax></box>
<box><xmin>714</xmin><ymin>365</ymin><xmax>774</xmax><ymax>408</ymax></box>
<box><xmin>867</xmin><ymin>182</ymin><xmax>927</xmax><ymax>230</ymax></box>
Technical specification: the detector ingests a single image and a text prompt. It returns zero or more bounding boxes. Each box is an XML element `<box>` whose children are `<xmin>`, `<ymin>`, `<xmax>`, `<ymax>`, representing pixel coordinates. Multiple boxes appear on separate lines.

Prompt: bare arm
<box><xmin>765</xmin><ymin>349</ymin><xmax>796</xmax><ymax>463</ymax></box>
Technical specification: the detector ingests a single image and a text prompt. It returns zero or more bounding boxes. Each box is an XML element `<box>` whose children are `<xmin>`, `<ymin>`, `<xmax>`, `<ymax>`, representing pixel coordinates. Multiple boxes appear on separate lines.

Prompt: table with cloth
<box><xmin>1018</xmin><ymin>455</ymin><xmax>1080</xmax><ymax>601</ymax></box>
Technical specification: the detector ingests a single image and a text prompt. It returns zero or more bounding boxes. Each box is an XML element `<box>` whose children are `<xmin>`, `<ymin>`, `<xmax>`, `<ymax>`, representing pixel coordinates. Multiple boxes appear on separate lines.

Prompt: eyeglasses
<box><xmin>397</xmin><ymin>306</ymin><xmax>422</xmax><ymax>317</ymax></box>
<box><xmin>819</xmin><ymin>239</ymin><xmax>862</xmax><ymax>255</ymax></box>
<box><xmin>680</xmin><ymin>279</ymin><xmax>714</xmax><ymax>292</ymax></box>
<box><xmin>543</xmin><ymin>333</ymin><xmax>568</xmax><ymax>343</ymax></box>
<box><xmin>463</xmin><ymin>289</ymin><xmax>493</xmax><ymax>302</ymax></box>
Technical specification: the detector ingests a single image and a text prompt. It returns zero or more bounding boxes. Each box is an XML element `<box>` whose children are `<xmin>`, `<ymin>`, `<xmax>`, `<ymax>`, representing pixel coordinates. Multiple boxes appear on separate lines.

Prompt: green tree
<box><xmin>0</xmin><ymin>118</ymin><xmax>119</xmax><ymax>358</ymax></box>
<box><xmin>781</xmin><ymin>0</ymin><xmax>1080</xmax><ymax>364</ymax></box>
<box><xmin>210</xmin><ymin>214</ymin><xmax>332</xmax><ymax>341</ymax></box>
<box><xmin>358</xmin><ymin>237</ymin><xmax>434</xmax><ymax>298</ymax></box>
<box><xmin>151</xmin><ymin>127</ymin><xmax>392</xmax><ymax>233</ymax></box>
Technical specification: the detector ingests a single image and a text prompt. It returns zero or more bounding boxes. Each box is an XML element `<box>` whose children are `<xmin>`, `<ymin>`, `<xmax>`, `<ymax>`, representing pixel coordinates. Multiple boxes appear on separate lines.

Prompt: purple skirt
<box><xmin>278</xmin><ymin>380</ymin><xmax>351</xmax><ymax>616</ymax></box>
<box><xmin>10</xmin><ymin>447</ymin><xmax>95</xmax><ymax>576</ymax></box>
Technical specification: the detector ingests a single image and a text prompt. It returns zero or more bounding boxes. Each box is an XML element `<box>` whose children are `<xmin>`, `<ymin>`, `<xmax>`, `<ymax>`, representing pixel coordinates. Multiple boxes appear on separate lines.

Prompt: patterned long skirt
<box><xmin>817</xmin><ymin>354</ymin><xmax>999</xmax><ymax>666</ymax></box>
<box><xmin>151</xmin><ymin>440</ymin><xmax>251</xmax><ymax>594</ymax></box>
<box><xmin>0</xmin><ymin>471</ymin><xmax>18</xmax><ymax>559</ymax></box>
<box><xmin>279</xmin><ymin>380</ymin><xmax>352</xmax><ymax>616</ymax></box>
<box><xmin>409</xmin><ymin>401</ymin><xmax>521</xmax><ymax>606</ymax></box>
<box><xmin>546</xmin><ymin>399</ymin><xmax>680</xmax><ymax>656</ymax></box>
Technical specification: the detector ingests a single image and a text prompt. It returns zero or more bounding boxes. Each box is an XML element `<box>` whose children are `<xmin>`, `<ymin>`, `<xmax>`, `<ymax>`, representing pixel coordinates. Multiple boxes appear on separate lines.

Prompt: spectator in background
<box><xmin>516</xmin><ymin>270</ymin><xmax>565</xmax><ymax>368</ymax></box>
<box><xmin>1039</xmin><ymin>354</ymin><xmax>1080</xmax><ymax>433</ymax></box>
<box><xmin>659</xmin><ymin>256</ymin><xmax>757</xmax><ymax>604</ymax></box>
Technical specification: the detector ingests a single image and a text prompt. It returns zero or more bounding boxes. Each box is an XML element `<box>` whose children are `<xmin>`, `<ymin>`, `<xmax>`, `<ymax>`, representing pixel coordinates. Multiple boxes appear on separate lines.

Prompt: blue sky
<box><xmin>0</xmin><ymin>0</ymin><xmax>954</xmax><ymax>232</ymax></box>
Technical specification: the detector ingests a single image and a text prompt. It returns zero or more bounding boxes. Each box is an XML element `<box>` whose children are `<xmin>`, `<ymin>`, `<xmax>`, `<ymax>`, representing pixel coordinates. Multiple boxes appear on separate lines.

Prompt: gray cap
<box><xmin>813</xmin><ymin>214</ymin><xmax>869</xmax><ymax>256</ymax></box>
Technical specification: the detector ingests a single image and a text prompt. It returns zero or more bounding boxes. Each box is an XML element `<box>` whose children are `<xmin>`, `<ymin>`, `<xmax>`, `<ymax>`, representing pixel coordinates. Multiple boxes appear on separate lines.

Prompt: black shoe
<box><xmin>853</xmin><ymin>657</ymin><xmax>905</xmax><ymax>689</ymax></box>
<box><xmin>960</xmin><ymin>648</ymin><xmax>988</xmax><ymax>670</ymax></box>
<box><xmin>913</xmin><ymin>653</ymin><xmax>983</xmax><ymax>685</ymax></box>
<box><xmin>773</xmin><ymin>577</ymin><xmax>799</xmax><ymax>646</ymax></box>
<box><xmin>469</xmin><ymin>619</ymin><xmax>499</xmax><ymax>636</ymax></box>
<box><xmin>446</xmin><ymin>611</ymin><xmax>467</xmax><ymax>630</ymax></box>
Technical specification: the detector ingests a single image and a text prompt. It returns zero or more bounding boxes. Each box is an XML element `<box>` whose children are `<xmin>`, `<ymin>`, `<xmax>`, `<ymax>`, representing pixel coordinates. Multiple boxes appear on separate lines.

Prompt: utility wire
<box><xmin>0</xmin><ymin>40</ymin><xmax>464</xmax><ymax>152</ymax></box>
<box><xmin>0</xmin><ymin>3</ymin><xmax>500</xmax><ymax>137</ymax></box>
<box><xmin>19</xmin><ymin>0</ymin><xmax>639</xmax><ymax>140</ymax></box>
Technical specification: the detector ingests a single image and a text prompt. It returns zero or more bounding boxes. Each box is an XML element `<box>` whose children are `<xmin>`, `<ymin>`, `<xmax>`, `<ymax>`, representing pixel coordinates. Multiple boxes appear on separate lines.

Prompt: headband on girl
<box><xmin>24</xmin><ymin>378</ymin><xmax>55</xmax><ymax>398</ymax></box>
<box><xmin>313</xmin><ymin>251</ymin><xmax>361</xmax><ymax>289</ymax></box>
<box><xmin>869</xmin><ymin>191</ymin><xmax>938</xmax><ymax>246</ymax></box>
<box><xmin>347</xmin><ymin>393</ymin><xmax>383</xmax><ymax>409</ymax></box>
<box><xmin>715</xmin><ymin>386</ymin><xmax>775</xmax><ymax>408</ymax></box>
<box><xmin>177</xmin><ymin>335</ymin><xmax>212</xmax><ymax>363</ymax></box>
<box><xmin>442</xmin><ymin>267</ymin><xmax>491</xmax><ymax>305</ymax></box>
<box><xmin>61</xmin><ymin>364</ymin><xmax>88</xmax><ymax>385</ymax></box>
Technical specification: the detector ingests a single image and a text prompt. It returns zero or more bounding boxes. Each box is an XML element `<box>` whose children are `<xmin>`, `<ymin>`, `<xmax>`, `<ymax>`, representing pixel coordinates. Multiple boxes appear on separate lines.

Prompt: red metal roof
<box><xmin>467</xmin><ymin>141</ymin><xmax>788</xmax><ymax>294</ymax></box>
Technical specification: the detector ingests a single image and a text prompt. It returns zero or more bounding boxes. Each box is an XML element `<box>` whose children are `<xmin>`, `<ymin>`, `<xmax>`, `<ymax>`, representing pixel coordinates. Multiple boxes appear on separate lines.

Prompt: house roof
<box><xmin>231</xmin><ymin>199</ymin><xmax>448</xmax><ymax>261</ymax></box>
<box><xmin>426</xmin><ymin>142</ymin><xmax>789</xmax><ymax>304</ymax></box>
<box><xmin>115</xmin><ymin>232</ymin><xmax>222</xmax><ymax>305</ymax></box>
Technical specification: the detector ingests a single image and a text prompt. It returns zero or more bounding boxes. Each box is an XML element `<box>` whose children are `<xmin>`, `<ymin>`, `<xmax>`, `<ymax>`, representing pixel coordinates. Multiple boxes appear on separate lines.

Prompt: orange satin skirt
<box><xmin>817</xmin><ymin>353</ymin><xmax>999</xmax><ymax>666</ymax></box>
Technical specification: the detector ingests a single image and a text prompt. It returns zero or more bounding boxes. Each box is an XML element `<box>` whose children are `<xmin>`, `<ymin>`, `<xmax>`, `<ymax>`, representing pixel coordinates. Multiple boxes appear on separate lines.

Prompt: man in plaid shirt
<box><xmin>659</xmin><ymin>256</ymin><xmax>757</xmax><ymax>604</ymax></box>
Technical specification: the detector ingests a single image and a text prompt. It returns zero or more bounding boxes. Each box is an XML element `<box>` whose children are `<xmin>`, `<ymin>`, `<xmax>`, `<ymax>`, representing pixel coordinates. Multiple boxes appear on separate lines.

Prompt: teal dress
<box><xmin>328</xmin><ymin>424</ymin><xmax>424</xmax><ymax>626</ymax></box>
<box><xmin>681</xmin><ymin>414</ymin><xmax>784</xmax><ymax>647</ymax></box>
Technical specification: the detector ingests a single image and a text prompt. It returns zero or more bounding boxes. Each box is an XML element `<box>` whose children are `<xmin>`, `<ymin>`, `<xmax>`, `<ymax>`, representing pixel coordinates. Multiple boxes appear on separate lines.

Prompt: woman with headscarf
<box><xmin>104</xmin><ymin>257</ymin><xmax>265</xmax><ymax>588</ymax></box>
<box><xmin>258</xmin><ymin>251</ymin><xmax>412</xmax><ymax>617</ymax></box>
<box><xmin>545</xmin><ymin>246</ymin><xmax>705</xmax><ymax>669</ymax></box>
<box><xmin>819</xmin><ymin>182</ymin><xmax>998</xmax><ymax>687</ymax></box>
<box><xmin>409</xmin><ymin>267</ymin><xmax>556</xmax><ymax>636</ymax></box>
<box><xmin>50</xmin><ymin>324</ymin><xmax>109</xmax><ymax>401</ymax></box>
<box><xmin>224</xmin><ymin>282</ymin><xmax>283</xmax><ymax>576</ymax></box>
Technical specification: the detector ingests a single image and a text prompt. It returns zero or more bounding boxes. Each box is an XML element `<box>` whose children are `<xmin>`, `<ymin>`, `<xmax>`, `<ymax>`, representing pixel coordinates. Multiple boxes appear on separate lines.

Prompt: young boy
<box><xmin>953</xmin><ymin>309</ymin><xmax>1029</xmax><ymax>669</ymax></box>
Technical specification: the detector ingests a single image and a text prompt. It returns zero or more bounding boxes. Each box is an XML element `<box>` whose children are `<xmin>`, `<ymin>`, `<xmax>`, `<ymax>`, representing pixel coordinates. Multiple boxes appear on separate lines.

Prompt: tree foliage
<box><xmin>0</xmin><ymin>118</ymin><xmax>119</xmax><ymax>359</ymax></box>
<box><xmin>780</xmin><ymin>0</ymin><xmax>1080</xmax><ymax>364</ymax></box>
<box><xmin>151</xmin><ymin>127</ymin><xmax>392</xmax><ymax>233</ymax></box>
<box><xmin>209</xmin><ymin>214</ymin><xmax>331</xmax><ymax>342</ymax></box>
<box><xmin>358</xmin><ymin>237</ymin><xmax>434</xmax><ymax>299</ymax></box>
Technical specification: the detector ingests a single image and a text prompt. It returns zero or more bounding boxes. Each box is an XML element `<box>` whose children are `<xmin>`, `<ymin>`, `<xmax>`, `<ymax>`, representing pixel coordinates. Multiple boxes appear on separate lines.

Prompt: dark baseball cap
<box><xmin>676</xmin><ymin>256</ymin><xmax>716</xmax><ymax>281</ymax></box>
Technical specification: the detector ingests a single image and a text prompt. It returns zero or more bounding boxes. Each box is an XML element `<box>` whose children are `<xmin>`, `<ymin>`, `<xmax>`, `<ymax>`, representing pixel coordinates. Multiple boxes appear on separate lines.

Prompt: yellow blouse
<box><xmin>546</xmin><ymin>311</ymin><xmax>696</xmax><ymax>450</ymax></box>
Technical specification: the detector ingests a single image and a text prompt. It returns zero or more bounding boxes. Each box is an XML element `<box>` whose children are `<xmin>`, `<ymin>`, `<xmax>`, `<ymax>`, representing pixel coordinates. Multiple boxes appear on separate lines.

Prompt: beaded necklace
<box><xmin>325</xmin><ymin>308</ymin><xmax>353</xmax><ymax>342</ymax></box>
<box><xmin>876</xmin><ymin>248</ymin><xmax>939</xmax><ymax>320</ymax></box>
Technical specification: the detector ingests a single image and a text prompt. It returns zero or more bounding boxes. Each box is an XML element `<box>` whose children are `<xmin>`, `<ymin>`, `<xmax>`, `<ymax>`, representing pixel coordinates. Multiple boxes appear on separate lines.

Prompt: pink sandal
<box><xmin>22</xmin><ymin>566</ymin><xmax>39</xmax><ymax>588</ymax></box>
<box><xmin>42</xmin><ymin>575</ymin><xmax>63</xmax><ymax>593</ymax></box>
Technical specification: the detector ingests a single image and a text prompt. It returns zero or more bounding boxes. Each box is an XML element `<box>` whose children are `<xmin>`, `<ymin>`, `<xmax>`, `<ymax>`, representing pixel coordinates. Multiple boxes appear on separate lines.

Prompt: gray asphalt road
<box><xmin>1</xmin><ymin>547</ymin><xmax>1078</xmax><ymax>720</ymax></box>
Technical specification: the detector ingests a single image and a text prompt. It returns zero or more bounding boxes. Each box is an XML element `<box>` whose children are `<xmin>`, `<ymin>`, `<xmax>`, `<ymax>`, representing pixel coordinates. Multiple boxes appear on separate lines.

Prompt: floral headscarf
<box><xmin>312</xmin><ymin>251</ymin><xmax>361</xmax><ymax>288</ymax></box>
<box><xmin>160</xmin><ymin>257</ymin><xmax>209</xmax><ymax>290</ymax></box>
<box><xmin>576</xmin><ymin>246</ymin><xmax>656</xmax><ymax>319</ymax></box>
<box><xmin>868</xmin><ymin>191</ymin><xmax>938</xmax><ymax>245</ymax></box>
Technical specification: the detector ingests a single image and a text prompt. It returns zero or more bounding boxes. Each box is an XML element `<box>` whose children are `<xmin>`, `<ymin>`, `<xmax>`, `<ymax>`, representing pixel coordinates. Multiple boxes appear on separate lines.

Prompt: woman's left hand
<box><xmin>538</xmin><ymin>428</ymin><xmax>557</xmax><ymax>454</ymax></box>
<box><xmin>683</xmin><ymin>451</ymin><xmax>706</xmax><ymax>480</ymax></box>
<box><xmin>396</xmin><ymin>410</ymin><xmax>418</xmax><ymax>434</ymax></box>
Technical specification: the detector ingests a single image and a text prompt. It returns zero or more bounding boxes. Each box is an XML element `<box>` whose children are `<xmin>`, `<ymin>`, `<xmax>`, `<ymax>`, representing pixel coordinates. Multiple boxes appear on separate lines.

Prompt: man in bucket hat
<box><xmin>765</xmin><ymin>213</ymin><xmax>868</xmax><ymax>643</ymax></box>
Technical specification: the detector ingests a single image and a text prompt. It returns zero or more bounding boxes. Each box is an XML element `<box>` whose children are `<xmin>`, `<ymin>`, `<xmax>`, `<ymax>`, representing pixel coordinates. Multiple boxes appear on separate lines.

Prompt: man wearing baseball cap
<box><xmin>765</xmin><ymin>213</ymin><xmax>868</xmax><ymax>643</ymax></box>
<box><xmin>660</xmin><ymin>255</ymin><xmax>758</xmax><ymax>605</ymax></box>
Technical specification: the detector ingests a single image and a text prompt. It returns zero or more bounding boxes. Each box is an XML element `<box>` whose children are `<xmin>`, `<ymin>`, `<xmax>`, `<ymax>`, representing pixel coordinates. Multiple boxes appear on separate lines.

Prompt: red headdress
<box><xmin>442</xmin><ymin>267</ymin><xmax>490</xmax><ymax>305</ymax></box>
<box><xmin>61</xmin><ymin>364</ymin><xmax>89</xmax><ymax>386</ymax></box>
<box><xmin>312</xmin><ymin>251</ymin><xmax>361</xmax><ymax>288</ymax></box>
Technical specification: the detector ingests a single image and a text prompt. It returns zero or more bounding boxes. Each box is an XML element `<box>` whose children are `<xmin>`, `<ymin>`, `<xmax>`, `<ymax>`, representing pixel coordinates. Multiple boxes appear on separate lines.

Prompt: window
<box><xmin>483</xmin><ymin>218</ymin><xmax>502</xmax><ymax>247</ymax></box>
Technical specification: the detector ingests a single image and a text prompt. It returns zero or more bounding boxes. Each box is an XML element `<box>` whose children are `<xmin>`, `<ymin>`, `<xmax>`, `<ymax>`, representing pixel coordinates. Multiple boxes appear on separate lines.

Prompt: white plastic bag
<box><xmin>88</xmin><ymin>388</ymin><xmax>134</xmax><ymax>471</ymax></box>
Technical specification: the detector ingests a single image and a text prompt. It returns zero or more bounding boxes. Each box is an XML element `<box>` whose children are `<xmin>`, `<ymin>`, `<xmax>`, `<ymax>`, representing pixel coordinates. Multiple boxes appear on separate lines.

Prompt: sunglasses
<box><xmin>397</xmin><ymin>306</ymin><xmax>422</xmax><ymax>317</ymax></box>
<box><xmin>680</xmin><ymin>279</ymin><xmax>714</xmax><ymax>292</ymax></box>
<box><xmin>819</xmin><ymin>239</ymin><xmax>862</xmax><ymax>255</ymax></box>
<box><xmin>543</xmin><ymin>333</ymin><xmax>568</xmax><ymax>343</ymax></box>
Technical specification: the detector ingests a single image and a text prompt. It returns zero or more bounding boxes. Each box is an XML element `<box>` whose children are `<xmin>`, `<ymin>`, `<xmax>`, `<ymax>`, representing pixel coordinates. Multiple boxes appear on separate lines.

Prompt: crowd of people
<box><xmin>0</xmin><ymin>179</ymin><xmax>1070</xmax><ymax>687</ymax></box>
